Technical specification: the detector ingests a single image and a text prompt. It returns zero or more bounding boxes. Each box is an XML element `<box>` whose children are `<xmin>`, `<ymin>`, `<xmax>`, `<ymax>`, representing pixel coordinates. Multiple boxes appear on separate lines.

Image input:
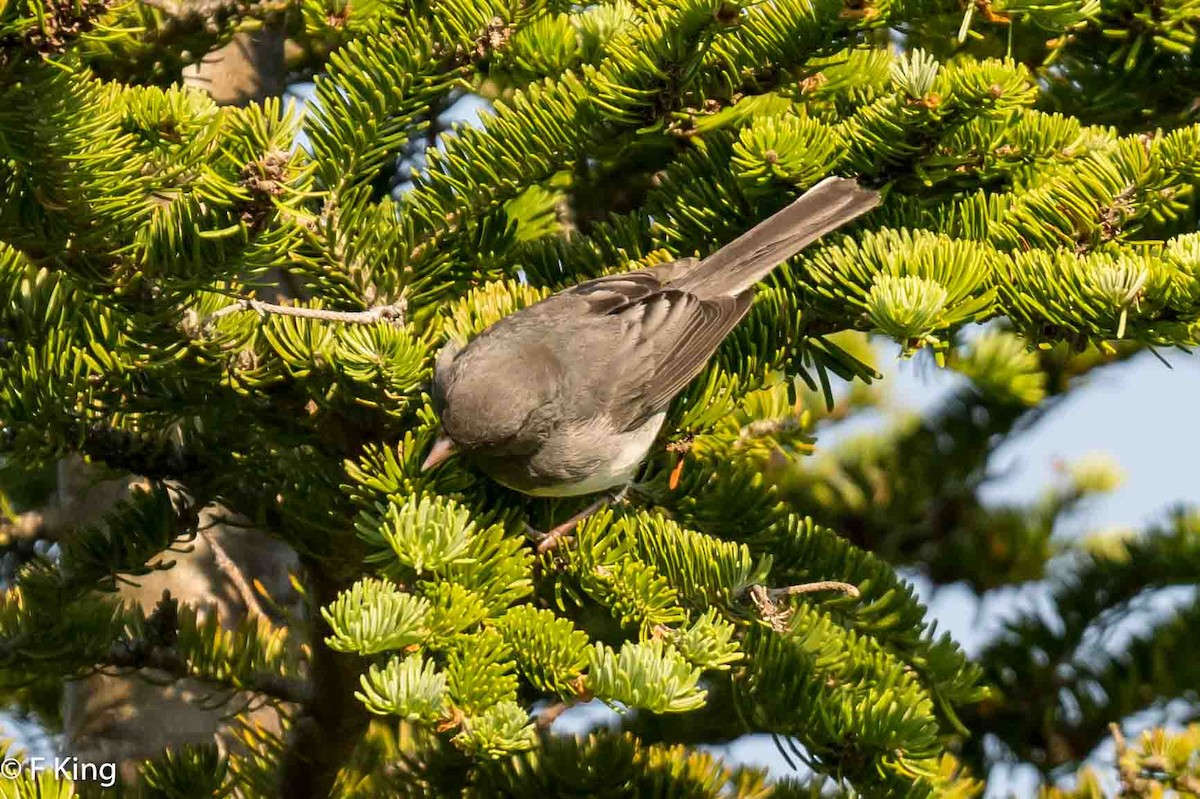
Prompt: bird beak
<box><xmin>421</xmin><ymin>435</ymin><xmax>458</xmax><ymax>472</ymax></box>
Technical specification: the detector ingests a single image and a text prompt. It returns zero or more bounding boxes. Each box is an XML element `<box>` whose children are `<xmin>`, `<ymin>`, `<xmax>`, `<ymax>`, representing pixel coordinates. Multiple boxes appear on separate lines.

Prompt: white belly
<box><xmin>524</xmin><ymin>412</ymin><xmax>666</xmax><ymax>497</ymax></box>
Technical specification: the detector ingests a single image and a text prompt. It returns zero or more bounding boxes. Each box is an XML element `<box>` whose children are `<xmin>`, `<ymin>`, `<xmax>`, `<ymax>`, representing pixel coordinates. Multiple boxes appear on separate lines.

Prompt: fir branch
<box><xmin>81</xmin><ymin>0</ymin><xmax>290</xmax><ymax>85</ymax></box>
<box><xmin>5</xmin><ymin>0</ymin><xmax>1200</xmax><ymax>791</ymax></box>
<box><xmin>103</xmin><ymin>634</ymin><xmax>309</xmax><ymax>705</ymax></box>
<box><xmin>0</xmin><ymin>582</ymin><xmax>308</xmax><ymax>706</ymax></box>
<box><xmin>738</xmin><ymin>613</ymin><xmax>946</xmax><ymax>797</ymax></box>
<box><xmin>81</xmin><ymin>424</ymin><xmax>210</xmax><ymax>480</ymax></box>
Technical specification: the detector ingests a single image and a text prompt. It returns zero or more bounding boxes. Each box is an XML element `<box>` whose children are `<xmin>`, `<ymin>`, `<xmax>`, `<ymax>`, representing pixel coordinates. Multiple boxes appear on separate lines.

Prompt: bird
<box><xmin>422</xmin><ymin>176</ymin><xmax>881</xmax><ymax>550</ymax></box>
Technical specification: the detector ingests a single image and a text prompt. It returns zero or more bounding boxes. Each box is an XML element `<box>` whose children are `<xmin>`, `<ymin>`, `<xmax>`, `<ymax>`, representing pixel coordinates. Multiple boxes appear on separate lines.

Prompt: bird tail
<box><xmin>671</xmin><ymin>176</ymin><xmax>881</xmax><ymax>298</ymax></box>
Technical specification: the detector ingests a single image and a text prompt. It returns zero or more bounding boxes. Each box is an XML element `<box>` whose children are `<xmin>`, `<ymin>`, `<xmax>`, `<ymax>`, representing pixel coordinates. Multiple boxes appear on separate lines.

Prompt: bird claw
<box><xmin>524</xmin><ymin>487</ymin><xmax>630</xmax><ymax>555</ymax></box>
<box><xmin>534</xmin><ymin>519</ymin><xmax>579</xmax><ymax>555</ymax></box>
<box><xmin>521</xmin><ymin>518</ymin><xmax>579</xmax><ymax>554</ymax></box>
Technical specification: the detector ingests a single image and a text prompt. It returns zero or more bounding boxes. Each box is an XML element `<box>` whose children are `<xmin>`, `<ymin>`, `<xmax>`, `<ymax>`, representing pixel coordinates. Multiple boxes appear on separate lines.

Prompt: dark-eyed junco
<box><xmin>423</xmin><ymin>177</ymin><xmax>880</xmax><ymax>524</ymax></box>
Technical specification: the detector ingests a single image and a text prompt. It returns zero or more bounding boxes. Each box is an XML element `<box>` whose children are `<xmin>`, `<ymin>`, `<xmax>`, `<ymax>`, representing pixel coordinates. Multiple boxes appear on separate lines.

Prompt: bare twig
<box><xmin>747</xmin><ymin>581</ymin><xmax>861</xmax><ymax>632</ymax></box>
<box><xmin>764</xmin><ymin>580</ymin><xmax>861</xmax><ymax>600</ymax></box>
<box><xmin>197</xmin><ymin>297</ymin><xmax>407</xmax><ymax>331</ymax></box>
<box><xmin>1111</xmin><ymin>722</ymin><xmax>1139</xmax><ymax>798</ymax></box>
<box><xmin>536</xmin><ymin>677</ymin><xmax>593</xmax><ymax>727</ymax></box>
<box><xmin>536</xmin><ymin>701</ymin><xmax>572</xmax><ymax>730</ymax></box>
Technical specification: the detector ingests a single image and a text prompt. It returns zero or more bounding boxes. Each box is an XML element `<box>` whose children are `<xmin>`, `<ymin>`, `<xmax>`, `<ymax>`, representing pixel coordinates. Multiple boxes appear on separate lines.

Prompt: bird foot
<box><xmin>524</xmin><ymin>487</ymin><xmax>630</xmax><ymax>555</ymax></box>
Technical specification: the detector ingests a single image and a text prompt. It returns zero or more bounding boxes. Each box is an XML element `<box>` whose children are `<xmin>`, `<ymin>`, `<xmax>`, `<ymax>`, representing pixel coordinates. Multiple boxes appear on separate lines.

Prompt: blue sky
<box><xmin>886</xmin><ymin>343</ymin><xmax>1200</xmax><ymax>644</ymax></box>
<box><xmin>548</xmin><ymin>344</ymin><xmax>1200</xmax><ymax>795</ymax></box>
<box><xmin>848</xmin><ymin>341</ymin><xmax>1200</xmax><ymax>647</ymax></box>
<box><xmin>902</xmin><ymin>345</ymin><xmax>1200</xmax><ymax>795</ymax></box>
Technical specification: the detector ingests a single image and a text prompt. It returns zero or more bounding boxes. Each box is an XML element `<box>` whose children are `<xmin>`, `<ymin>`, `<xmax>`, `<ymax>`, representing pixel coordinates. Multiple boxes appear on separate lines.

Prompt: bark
<box><xmin>274</xmin><ymin>562</ymin><xmax>370</xmax><ymax>799</ymax></box>
<box><xmin>181</xmin><ymin>18</ymin><xmax>285</xmax><ymax>107</ymax></box>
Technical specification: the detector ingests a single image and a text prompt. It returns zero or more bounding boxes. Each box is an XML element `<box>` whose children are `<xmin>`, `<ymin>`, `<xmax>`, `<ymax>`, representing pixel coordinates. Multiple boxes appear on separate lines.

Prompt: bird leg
<box><xmin>526</xmin><ymin>487</ymin><xmax>629</xmax><ymax>554</ymax></box>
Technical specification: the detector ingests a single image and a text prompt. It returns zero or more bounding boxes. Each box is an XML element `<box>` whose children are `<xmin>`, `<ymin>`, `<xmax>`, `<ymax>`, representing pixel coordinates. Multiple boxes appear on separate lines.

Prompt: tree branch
<box><xmin>762</xmin><ymin>581</ymin><xmax>861</xmax><ymax>600</ymax></box>
<box><xmin>196</xmin><ymin>297</ymin><xmax>407</xmax><ymax>331</ymax></box>
<box><xmin>103</xmin><ymin>639</ymin><xmax>309</xmax><ymax>706</ymax></box>
<box><xmin>82</xmin><ymin>424</ymin><xmax>209</xmax><ymax>480</ymax></box>
<box><xmin>746</xmin><ymin>581</ymin><xmax>861</xmax><ymax>632</ymax></box>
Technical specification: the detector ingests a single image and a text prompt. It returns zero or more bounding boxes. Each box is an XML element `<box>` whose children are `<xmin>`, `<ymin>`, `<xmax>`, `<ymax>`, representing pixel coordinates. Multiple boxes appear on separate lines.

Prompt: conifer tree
<box><xmin>1</xmin><ymin>0</ymin><xmax>1199</xmax><ymax>793</ymax></box>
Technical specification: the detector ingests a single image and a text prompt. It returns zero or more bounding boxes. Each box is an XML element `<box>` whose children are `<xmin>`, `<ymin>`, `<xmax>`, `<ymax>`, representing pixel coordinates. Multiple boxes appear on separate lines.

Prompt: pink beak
<box><xmin>421</xmin><ymin>435</ymin><xmax>458</xmax><ymax>472</ymax></box>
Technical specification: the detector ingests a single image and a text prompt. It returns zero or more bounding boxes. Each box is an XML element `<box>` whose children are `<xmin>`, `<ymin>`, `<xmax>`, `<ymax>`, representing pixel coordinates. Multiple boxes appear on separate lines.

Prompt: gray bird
<box><xmin>422</xmin><ymin>177</ymin><xmax>881</xmax><ymax>528</ymax></box>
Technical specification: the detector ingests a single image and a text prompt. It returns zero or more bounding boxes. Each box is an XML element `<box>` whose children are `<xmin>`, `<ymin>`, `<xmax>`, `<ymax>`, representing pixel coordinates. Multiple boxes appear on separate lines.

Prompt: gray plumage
<box><xmin>426</xmin><ymin>176</ymin><xmax>882</xmax><ymax>496</ymax></box>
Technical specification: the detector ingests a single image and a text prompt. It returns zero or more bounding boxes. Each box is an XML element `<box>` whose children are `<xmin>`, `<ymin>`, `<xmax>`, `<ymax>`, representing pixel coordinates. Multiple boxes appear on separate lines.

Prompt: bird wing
<box><xmin>564</xmin><ymin>268</ymin><xmax>753</xmax><ymax>423</ymax></box>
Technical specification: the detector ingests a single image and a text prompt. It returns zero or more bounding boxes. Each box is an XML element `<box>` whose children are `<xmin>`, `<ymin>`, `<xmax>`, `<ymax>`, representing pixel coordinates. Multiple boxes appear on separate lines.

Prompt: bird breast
<box><xmin>519</xmin><ymin>411</ymin><xmax>667</xmax><ymax>497</ymax></box>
